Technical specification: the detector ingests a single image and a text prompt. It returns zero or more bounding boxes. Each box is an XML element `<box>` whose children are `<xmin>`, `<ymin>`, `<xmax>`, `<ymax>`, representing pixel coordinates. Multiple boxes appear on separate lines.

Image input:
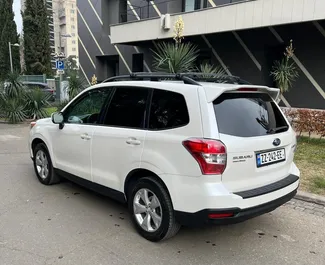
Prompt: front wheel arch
<box><xmin>32</xmin><ymin>138</ymin><xmax>47</xmax><ymax>153</ymax></box>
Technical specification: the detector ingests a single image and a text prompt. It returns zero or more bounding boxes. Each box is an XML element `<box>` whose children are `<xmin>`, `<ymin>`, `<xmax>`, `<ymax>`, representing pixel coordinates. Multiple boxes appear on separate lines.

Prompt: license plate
<box><xmin>256</xmin><ymin>148</ymin><xmax>286</xmax><ymax>167</ymax></box>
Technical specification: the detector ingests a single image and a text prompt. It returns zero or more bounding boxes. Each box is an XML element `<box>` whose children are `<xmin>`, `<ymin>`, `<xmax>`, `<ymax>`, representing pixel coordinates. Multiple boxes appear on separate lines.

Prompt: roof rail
<box><xmin>101</xmin><ymin>72</ymin><xmax>251</xmax><ymax>85</ymax></box>
<box><xmin>101</xmin><ymin>72</ymin><xmax>202</xmax><ymax>86</ymax></box>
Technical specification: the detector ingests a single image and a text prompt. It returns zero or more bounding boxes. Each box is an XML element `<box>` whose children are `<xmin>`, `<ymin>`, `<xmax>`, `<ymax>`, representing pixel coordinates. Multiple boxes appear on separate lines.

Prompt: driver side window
<box><xmin>64</xmin><ymin>88</ymin><xmax>112</xmax><ymax>124</ymax></box>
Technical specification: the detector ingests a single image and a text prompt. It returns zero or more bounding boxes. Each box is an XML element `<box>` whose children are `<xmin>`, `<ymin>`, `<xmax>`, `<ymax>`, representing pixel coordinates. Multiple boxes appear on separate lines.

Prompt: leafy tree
<box><xmin>23</xmin><ymin>0</ymin><xmax>52</xmax><ymax>75</ymax></box>
<box><xmin>0</xmin><ymin>0</ymin><xmax>20</xmax><ymax>80</ymax></box>
<box><xmin>63</xmin><ymin>55</ymin><xmax>79</xmax><ymax>78</ymax></box>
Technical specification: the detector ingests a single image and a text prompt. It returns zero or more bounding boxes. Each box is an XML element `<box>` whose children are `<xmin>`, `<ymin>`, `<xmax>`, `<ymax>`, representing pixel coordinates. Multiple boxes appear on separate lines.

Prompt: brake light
<box><xmin>182</xmin><ymin>138</ymin><xmax>227</xmax><ymax>175</ymax></box>
<box><xmin>237</xmin><ymin>88</ymin><xmax>258</xmax><ymax>92</ymax></box>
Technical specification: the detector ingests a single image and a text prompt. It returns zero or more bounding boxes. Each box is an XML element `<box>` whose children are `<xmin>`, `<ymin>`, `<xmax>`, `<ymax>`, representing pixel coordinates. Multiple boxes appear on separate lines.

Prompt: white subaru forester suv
<box><xmin>29</xmin><ymin>73</ymin><xmax>300</xmax><ymax>242</ymax></box>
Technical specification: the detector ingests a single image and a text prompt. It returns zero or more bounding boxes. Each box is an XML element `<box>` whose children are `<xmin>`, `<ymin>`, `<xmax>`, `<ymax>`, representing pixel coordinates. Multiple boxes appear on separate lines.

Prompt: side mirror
<box><xmin>51</xmin><ymin>112</ymin><xmax>64</xmax><ymax>129</ymax></box>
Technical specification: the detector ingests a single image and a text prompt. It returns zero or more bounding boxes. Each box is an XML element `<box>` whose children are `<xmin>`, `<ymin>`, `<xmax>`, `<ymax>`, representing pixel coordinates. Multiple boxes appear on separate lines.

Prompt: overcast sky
<box><xmin>13</xmin><ymin>0</ymin><xmax>22</xmax><ymax>33</ymax></box>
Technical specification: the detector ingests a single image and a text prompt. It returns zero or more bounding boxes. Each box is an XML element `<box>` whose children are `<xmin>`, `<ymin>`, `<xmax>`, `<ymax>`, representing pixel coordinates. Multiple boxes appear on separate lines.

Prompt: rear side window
<box><xmin>103</xmin><ymin>87</ymin><xmax>149</xmax><ymax>129</ymax></box>
<box><xmin>213</xmin><ymin>92</ymin><xmax>288</xmax><ymax>137</ymax></box>
<box><xmin>149</xmin><ymin>89</ymin><xmax>189</xmax><ymax>130</ymax></box>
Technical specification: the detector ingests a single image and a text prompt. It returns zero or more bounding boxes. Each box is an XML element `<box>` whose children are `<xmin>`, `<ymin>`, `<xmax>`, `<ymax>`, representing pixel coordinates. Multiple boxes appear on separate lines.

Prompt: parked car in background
<box><xmin>23</xmin><ymin>82</ymin><xmax>56</xmax><ymax>102</ymax></box>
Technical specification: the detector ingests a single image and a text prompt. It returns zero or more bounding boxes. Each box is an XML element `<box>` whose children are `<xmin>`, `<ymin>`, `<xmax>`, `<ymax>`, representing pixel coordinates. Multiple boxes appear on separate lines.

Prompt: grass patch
<box><xmin>45</xmin><ymin>107</ymin><xmax>58</xmax><ymax>117</ymax></box>
<box><xmin>313</xmin><ymin>176</ymin><xmax>325</xmax><ymax>189</ymax></box>
<box><xmin>295</xmin><ymin>136</ymin><xmax>325</xmax><ymax>196</ymax></box>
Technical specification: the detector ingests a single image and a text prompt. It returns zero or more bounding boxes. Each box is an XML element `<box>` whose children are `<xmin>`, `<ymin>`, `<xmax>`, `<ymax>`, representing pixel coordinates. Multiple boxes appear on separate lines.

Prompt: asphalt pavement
<box><xmin>0</xmin><ymin>124</ymin><xmax>324</xmax><ymax>265</ymax></box>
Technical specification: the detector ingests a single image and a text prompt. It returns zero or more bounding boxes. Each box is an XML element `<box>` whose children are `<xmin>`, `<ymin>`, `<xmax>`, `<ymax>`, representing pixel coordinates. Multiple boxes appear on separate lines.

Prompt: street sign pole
<box><xmin>54</xmin><ymin>53</ymin><xmax>65</xmax><ymax>102</ymax></box>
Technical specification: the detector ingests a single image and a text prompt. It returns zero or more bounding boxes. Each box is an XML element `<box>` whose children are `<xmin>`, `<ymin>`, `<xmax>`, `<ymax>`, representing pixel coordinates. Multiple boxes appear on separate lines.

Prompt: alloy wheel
<box><xmin>133</xmin><ymin>188</ymin><xmax>162</xmax><ymax>232</ymax></box>
<box><xmin>35</xmin><ymin>150</ymin><xmax>49</xmax><ymax>180</ymax></box>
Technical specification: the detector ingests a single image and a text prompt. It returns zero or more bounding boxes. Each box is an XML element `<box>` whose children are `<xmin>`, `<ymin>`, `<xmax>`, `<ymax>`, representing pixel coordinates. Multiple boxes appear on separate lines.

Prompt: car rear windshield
<box><xmin>213</xmin><ymin>92</ymin><xmax>288</xmax><ymax>137</ymax></box>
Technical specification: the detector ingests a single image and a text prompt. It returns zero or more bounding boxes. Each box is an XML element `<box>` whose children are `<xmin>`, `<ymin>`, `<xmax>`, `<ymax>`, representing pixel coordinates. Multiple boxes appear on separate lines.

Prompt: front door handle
<box><xmin>126</xmin><ymin>137</ymin><xmax>141</xmax><ymax>145</ymax></box>
<box><xmin>81</xmin><ymin>133</ymin><xmax>91</xmax><ymax>140</ymax></box>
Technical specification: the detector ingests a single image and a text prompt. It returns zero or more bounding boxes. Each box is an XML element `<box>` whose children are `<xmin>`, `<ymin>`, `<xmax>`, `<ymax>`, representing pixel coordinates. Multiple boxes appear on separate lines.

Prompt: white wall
<box><xmin>111</xmin><ymin>0</ymin><xmax>325</xmax><ymax>44</ymax></box>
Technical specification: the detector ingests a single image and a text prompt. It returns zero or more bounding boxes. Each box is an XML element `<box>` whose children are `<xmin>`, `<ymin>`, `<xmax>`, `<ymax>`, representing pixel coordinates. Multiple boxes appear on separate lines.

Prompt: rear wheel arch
<box><xmin>124</xmin><ymin>169</ymin><xmax>171</xmax><ymax>203</ymax></box>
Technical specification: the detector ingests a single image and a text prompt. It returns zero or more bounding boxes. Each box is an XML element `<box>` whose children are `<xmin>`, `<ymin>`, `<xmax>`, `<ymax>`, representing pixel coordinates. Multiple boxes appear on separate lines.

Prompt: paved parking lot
<box><xmin>0</xmin><ymin>124</ymin><xmax>324</xmax><ymax>265</ymax></box>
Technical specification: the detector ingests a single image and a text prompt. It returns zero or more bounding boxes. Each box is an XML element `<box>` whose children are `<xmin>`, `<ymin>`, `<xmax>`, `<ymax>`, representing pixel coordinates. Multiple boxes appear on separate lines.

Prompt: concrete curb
<box><xmin>295</xmin><ymin>191</ymin><xmax>325</xmax><ymax>206</ymax></box>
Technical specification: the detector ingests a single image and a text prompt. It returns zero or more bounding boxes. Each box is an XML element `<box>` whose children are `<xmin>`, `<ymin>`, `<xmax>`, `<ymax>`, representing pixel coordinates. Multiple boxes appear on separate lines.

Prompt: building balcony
<box><xmin>58</xmin><ymin>8</ymin><xmax>66</xmax><ymax>18</ymax></box>
<box><xmin>110</xmin><ymin>0</ymin><xmax>325</xmax><ymax>44</ymax></box>
<box><xmin>60</xmin><ymin>18</ymin><xmax>67</xmax><ymax>26</ymax></box>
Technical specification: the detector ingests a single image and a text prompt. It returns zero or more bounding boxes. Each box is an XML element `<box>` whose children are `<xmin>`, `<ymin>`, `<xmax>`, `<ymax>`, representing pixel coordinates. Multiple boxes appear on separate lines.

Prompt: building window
<box><xmin>72</xmin><ymin>48</ymin><xmax>76</xmax><ymax>51</ymax></box>
<box><xmin>132</xmin><ymin>53</ymin><xmax>144</xmax><ymax>72</ymax></box>
<box><xmin>182</xmin><ymin>0</ymin><xmax>205</xmax><ymax>11</ymax></box>
<box><xmin>71</xmin><ymin>9</ymin><xmax>75</xmax><ymax>13</ymax></box>
<box><xmin>72</xmin><ymin>40</ymin><xmax>76</xmax><ymax>44</ymax></box>
<box><xmin>71</xmin><ymin>17</ymin><xmax>75</xmax><ymax>21</ymax></box>
<box><xmin>71</xmin><ymin>33</ymin><xmax>76</xmax><ymax>37</ymax></box>
<box><xmin>71</xmin><ymin>25</ymin><xmax>75</xmax><ymax>29</ymax></box>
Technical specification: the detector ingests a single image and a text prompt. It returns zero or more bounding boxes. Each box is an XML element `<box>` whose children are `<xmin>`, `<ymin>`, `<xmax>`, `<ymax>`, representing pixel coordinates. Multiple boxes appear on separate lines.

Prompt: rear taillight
<box><xmin>182</xmin><ymin>138</ymin><xmax>227</xmax><ymax>175</ymax></box>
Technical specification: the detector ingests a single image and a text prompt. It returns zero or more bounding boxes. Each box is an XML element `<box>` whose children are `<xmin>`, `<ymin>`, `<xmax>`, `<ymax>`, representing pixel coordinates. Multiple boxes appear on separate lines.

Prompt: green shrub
<box><xmin>0</xmin><ymin>93</ymin><xmax>26</xmax><ymax>123</ymax></box>
<box><xmin>24</xmin><ymin>88</ymin><xmax>51</xmax><ymax>120</ymax></box>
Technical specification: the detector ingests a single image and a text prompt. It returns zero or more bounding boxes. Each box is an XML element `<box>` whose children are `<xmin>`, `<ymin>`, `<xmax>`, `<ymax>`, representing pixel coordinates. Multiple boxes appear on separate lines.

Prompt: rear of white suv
<box><xmin>169</xmin><ymin>84</ymin><xmax>299</xmax><ymax>227</ymax></box>
<box><xmin>29</xmin><ymin>73</ymin><xmax>299</xmax><ymax>242</ymax></box>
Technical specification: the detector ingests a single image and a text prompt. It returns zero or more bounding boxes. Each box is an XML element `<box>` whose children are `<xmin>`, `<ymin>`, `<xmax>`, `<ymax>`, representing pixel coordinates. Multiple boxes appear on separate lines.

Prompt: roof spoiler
<box><xmin>233</xmin><ymin>86</ymin><xmax>280</xmax><ymax>101</ymax></box>
<box><xmin>205</xmin><ymin>85</ymin><xmax>281</xmax><ymax>103</ymax></box>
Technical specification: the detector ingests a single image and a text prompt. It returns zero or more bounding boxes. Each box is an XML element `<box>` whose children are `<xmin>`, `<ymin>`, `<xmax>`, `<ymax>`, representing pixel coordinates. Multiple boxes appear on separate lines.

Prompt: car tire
<box><xmin>33</xmin><ymin>143</ymin><xmax>60</xmax><ymax>185</ymax></box>
<box><xmin>128</xmin><ymin>177</ymin><xmax>181</xmax><ymax>242</ymax></box>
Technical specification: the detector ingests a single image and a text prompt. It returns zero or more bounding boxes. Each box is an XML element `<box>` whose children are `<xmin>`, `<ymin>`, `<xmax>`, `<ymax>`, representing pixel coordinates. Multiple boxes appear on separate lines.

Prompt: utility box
<box><xmin>160</xmin><ymin>14</ymin><xmax>171</xmax><ymax>30</ymax></box>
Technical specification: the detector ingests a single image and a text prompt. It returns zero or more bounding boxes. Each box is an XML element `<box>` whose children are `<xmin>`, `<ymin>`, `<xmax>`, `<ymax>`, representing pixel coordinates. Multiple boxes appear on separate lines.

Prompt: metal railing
<box><xmin>119</xmin><ymin>0</ymin><xmax>256</xmax><ymax>23</ymax></box>
<box><xmin>20</xmin><ymin>75</ymin><xmax>47</xmax><ymax>83</ymax></box>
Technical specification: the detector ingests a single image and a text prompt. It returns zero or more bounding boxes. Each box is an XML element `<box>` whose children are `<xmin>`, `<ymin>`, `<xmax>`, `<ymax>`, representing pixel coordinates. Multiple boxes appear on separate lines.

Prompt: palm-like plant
<box><xmin>4</xmin><ymin>71</ymin><xmax>25</xmax><ymax>98</ymax></box>
<box><xmin>152</xmin><ymin>42</ymin><xmax>199</xmax><ymax>73</ymax></box>
<box><xmin>0</xmin><ymin>72</ymin><xmax>26</xmax><ymax>123</ymax></box>
<box><xmin>24</xmin><ymin>88</ymin><xmax>52</xmax><ymax>120</ymax></box>
<box><xmin>66</xmin><ymin>74</ymin><xmax>86</xmax><ymax>100</ymax></box>
<box><xmin>271</xmin><ymin>40</ymin><xmax>299</xmax><ymax>94</ymax></box>
<box><xmin>0</xmin><ymin>93</ymin><xmax>26</xmax><ymax>123</ymax></box>
<box><xmin>198</xmin><ymin>62</ymin><xmax>227</xmax><ymax>78</ymax></box>
<box><xmin>271</xmin><ymin>59</ymin><xmax>299</xmax><ymax>94</ymax></box>
<box><xmin>152</xmin><ymin>16</ymin><xmax>199</xmax><ymax>74</ymax></box>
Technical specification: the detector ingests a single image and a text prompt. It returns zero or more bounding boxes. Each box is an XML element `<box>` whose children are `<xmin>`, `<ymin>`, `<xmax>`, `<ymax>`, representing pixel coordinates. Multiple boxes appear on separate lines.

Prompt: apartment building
<box><xmin>22</xmin><ymin>0</ymin><xmax>79</xmax><ymax>70</ymax></box>
<box><xmin>53</xmin><ymin>0</ymin><xmax>79</xmax><ymax>65</ymax></box>
<box><xmin>45</xmin><ymin>0</ymin><xmax>56</xmax><ymax>69</ymax></box>
<box><xmin>77</xmin><ymin>0</ymin><xmax>325</xmax><ymax>109</ymax></box>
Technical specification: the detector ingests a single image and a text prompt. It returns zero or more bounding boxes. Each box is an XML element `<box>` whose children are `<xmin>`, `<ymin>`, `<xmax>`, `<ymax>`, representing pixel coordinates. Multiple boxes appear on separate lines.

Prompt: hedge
<box><xmin>282</xmin><ymin>108</ymin><xmax>325</xmax><ymax>138</ymax></box>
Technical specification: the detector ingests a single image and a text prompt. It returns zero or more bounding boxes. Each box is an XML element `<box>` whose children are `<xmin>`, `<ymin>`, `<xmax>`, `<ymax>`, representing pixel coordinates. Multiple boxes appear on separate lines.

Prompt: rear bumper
<box><xmin>175</xmin><ymin>188</ymin><xmax>297</xmax><ymax>227</ymax></box>
<box><xmin>162</xmin><ymin>162</ymin><xmax>300</xmax><ymax>213</ymax></box>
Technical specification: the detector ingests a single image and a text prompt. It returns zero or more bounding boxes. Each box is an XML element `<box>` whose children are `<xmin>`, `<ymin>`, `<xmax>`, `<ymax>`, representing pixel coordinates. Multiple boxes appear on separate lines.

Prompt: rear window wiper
<box><xmin>266</xmin><ymin>126</ymin><xmax>289</xmax><ymax>134</ymax></box>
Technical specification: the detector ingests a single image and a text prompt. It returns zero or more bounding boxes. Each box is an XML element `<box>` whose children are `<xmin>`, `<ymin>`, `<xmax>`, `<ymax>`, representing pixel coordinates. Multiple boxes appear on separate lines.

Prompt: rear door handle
<box><xmin>81</xmin><ymin>133</ymin><xmax>91</xmax><ymax>140</ymax></box>
<box><xmin>126</xmin><ymin>137</ymin><xmax>141</xmax><ymax>145</ymax></box>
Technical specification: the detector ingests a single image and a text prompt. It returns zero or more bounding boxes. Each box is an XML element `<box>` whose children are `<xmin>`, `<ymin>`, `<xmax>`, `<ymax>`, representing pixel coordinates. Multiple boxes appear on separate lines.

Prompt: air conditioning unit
<box><xmin>160</xmin><ymin>14</ymin><xmax>171</xmax><ymax>30</ymax></box>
